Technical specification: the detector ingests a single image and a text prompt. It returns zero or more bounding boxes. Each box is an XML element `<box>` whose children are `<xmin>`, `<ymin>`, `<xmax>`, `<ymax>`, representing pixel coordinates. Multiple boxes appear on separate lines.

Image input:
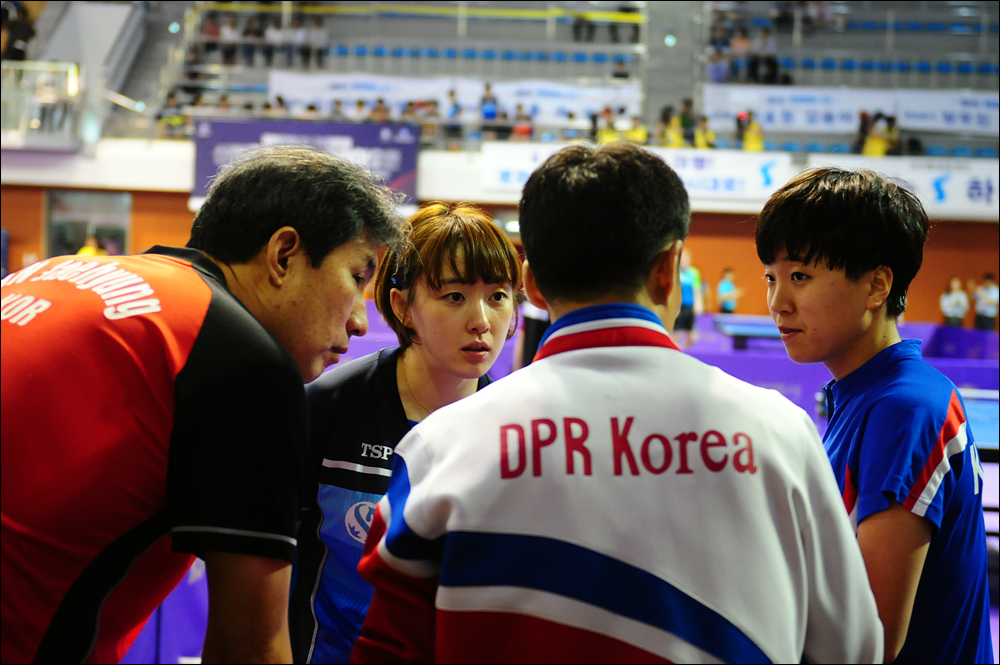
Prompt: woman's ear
<box><xmin>389</xmin><ymin>287</ymin><xmax>410</xmax><ymax>328</ymax></box>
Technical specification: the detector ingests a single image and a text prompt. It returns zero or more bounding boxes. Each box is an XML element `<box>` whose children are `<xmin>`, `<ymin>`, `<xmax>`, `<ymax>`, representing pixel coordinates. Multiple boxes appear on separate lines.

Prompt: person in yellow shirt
<box><xmin>596</xmin><ymin>106</ymin><xmax>620</xmax><ymax>144</ymax></box>
<box><xmin>624</xmin><ymin>115</ymin><xmax>649</xmax><ymax>145</ymax></box>
<box><xmin>862</xmin><ymin>116</ymin><xmax>889</xmax><ymax>157</ymax></box>
<box><xmin>76</xmin><ymin>236</ymin><xmax>108</xmax><ymax>257</ymax></box>
<box><xmin>664</xmin><ymin>115</ymin><xmax>686</xmax><ymax>148</ymax></box>
<box><xmin>742</xmin><ymin>110</ymin><xmax>764</xmax><ymax>151</ymax></box>
<box><xmin>694</xmin><ymin>116</ymin><xmax>716</xmax><ymax>149</ymax></box>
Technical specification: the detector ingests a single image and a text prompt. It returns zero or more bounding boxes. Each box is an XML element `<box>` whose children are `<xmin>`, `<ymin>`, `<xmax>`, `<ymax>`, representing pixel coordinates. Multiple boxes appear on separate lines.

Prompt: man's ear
<box><xmin>264</xmin><ymin>227</ymin><xmax>304</xmax><ymax>287</ymax></box>
<box><xmin>647</xmin><ymin>240</ymin><xmax>684</xmax><ymax>307</ymax></box>
<box><xmin>868</xmin><ymin>266</ymin><xmax>894</xmax><ymax>311</ymax></box>
<box><xmin>523</xmin><ymin>260</ymin><xmax>551</xmax><ymax>312</ymax></box>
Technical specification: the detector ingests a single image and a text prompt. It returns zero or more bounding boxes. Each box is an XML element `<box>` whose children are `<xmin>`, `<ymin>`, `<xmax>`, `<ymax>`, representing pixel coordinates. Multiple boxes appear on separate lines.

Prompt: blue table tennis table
<box><xmin>713</xmin><ymin>314</ymin><xmax>782</xmax><ymax>350</ymax></box>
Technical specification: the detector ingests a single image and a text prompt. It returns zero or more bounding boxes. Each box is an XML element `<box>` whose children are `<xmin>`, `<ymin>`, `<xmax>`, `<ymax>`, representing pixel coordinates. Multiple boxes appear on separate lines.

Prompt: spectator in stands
<box><xmin>969</xmin><ymin>273</ymin><xmax>999</xmax><ymax>330</ymax></box>
<box><xmin>742</xmin><ymin>110</ymin><xmax>764</xmax><ymax>151</ymax></box>
<box><xmin>728</xmin><ymin>28</ymin><xmax>752</xmax><ymax>81</ymax></box>
<box><xmin>511</xmin><ymin>104</ymin><xmax>533</xmax><ymax>142</ymax></box>
<box><xmin>716</xmin><ymin>267</ymin><xmax>744</xmax><ymax>313</ymax></box>
<box><xmin>420</xmin><ymin>101</ymin><xmax>442</xmax><ymax>141</ymax></box>
<box><xmin>480</xmin><ymin>84</ymin><xmax>499</xmax><ymax>122</ymax></box>
<box><xmin>201</xmin><ymin>14</ymin><xmax>221</xmax><ymax>57</ymax></box>
<box><xmin>300</xmin><ymin>104</ymin><xmax>320</xmax><ymax>119</ymax></box>
<box><xmin>705</xmin><ymin>48</ymin><xmax>729</xmax><ymax>83</ymax></box>
<box><xmin>286</xmin><ymin>17</ymin><xmax>306</xmax><ymax>68</ymax></box>
<box><xmin>885</xmin><ymin>116</ymin><xmax>900</xmax><ymax>156</ymax></box>
<box><xmin>401</xmin><ymin>102</ymin><xmax>420</xmax><ymax>122</ymax></box>
<box><xmin>862</xmin><ymin>114</ymin><xmax>890</xmax><ymax>157</ymax></box>
<box><xmin>75</xmin><ymin>235</ymin><xmax>107</xmax><ymax>257</ymax></box>
<box><xmin>675</xmin><ymin>248</ymin><xmax>705</xmax><ymax>349</ymax></box>
<box><xmin>940</xmin><ymin>277</ymin><xmax>969</xmax><ymax>327</ymax></box>
<box><xmin>571</xmin><ymin>0</ymin><xmax>595</xmax><ymax>42</ymax></box>
<box><xmin>157</xmin><ymin>91</ymin><xmax>185</xmax><ymax>138</ymax></box>
<box><xmin>624</xmin><ymin>115</ymin><xmax>648</xmax><ymax>145</ymax></box>
<box><xmin>709</xmin><ymin>25</ymin><xmax>730</xmax><ymax>52</ymax></box>
<box><xmin>562</xmin><ymin>111</ymin><xmax>587</xmax><ymax>140</ymax></box>
<box><xmin>309</xmin><ymin>18</ymin><xmax>328</xmax><ymax>69</ymax></box>
<box><xmin>368</xmin><ymin>98</ymin><xmax>391</xmax><ymax>123</ymax></box>
<box><xmin>749</xmin><ymin>27</ymin><xmax>777</xmax><ymax>83</ymax></box>
<box><xmin>679</xmin><ymin>98</ymin><xmax>695</xmax><ymax>142</ymax></box>
<box><xmin>242</xmin><ymin>17</ymin><xmax>263</xmax><ymax>67</ymax></box>
<box><xmin>220</xmin><ymin>15</ymin><xmax>239</xmax><ymax>66</ymax></box>
<box><xmin>242</xmin><ymin>102</ymin><xmax>255</xmax><ymax>114</ymax></box>
<box><xmin>663</xmin><ymin>109</ymin><xmax>686</xmax><ymax>148</ymax></box>
<box><xmin>330</xmin><ymin>100</ymin><xmax>347</xmax><ymax>121</ymax></box>
<box><xmin>694</xmin><ymin>115</ymin><xmax>716</xmax><ymax>148</ymax></box>
<box><xmin>596</xmin><ymin>106</ymin><xmax>620</xmax><ymax>145</ymax></box>
<box><xmin>351</xmin><ymin>99</ymin><xmax>367</xmax><ymax>122</ymax></box>
<box><xmin>852</xmin><ymin>112</ymin><xmax>871</xmax><ymax>154</ymax></box>
<box><xmin>612</xmin><ymin>60</ymin><xmax>630</xmax><ymax>79</ymax></box>
<box><xmin>263</xmin><ymin>18</ymin><xmax>282</xmax><ymax>67</ymax></box>
<box><xmin>217</xmin><ymin>95</ymin><xmax>231</xmax><ymax>112</ymax></box>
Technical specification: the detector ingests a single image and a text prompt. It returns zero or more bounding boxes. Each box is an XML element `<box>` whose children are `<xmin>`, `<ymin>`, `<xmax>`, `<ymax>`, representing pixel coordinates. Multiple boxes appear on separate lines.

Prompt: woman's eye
<box><xmin>445</xmin><ymin>293</ymin><xmax>463</xmax><ymax>303</ymax></box>
<box><xmin>791</xmin><ymin>272</ymin><xmax>808</xmax><ymax>282</ymax></box>
<box><xmin>491</xmin><ymin>291</ymin><xmax>509</xmax><ymax>302</ymax></box>
<box><xmin>764</xmin><ymin>274</ymin><xmax>775</xmax><ymax>283</ymax></box>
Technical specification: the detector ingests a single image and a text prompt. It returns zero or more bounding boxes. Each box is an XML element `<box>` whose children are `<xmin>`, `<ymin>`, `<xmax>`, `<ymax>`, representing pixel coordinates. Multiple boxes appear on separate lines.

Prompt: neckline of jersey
<box><xmin>826</xmin><ymin>338</ymin><xmax>922</xmax><ymax>402</ymax></box>
<box><xmin>534</xmin><ymin>303</ymin><xmax>678</xmax><ymax>361</ymax></box>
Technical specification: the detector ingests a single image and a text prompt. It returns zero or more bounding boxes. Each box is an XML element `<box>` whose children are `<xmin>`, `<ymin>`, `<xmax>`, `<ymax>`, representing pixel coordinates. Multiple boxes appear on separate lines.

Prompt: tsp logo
<box><xmin>345</xmin><ymin>501</ymin><xmax>376</xmax><ymax>544</ymax></box>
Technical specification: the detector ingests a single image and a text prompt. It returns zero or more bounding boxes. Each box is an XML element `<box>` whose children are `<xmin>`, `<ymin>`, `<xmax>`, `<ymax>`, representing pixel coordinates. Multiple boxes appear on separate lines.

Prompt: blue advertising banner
<box><xmin>192</xmin><ymin>119</ymin><xmax>419</xmax><ymax>202</ymax></box>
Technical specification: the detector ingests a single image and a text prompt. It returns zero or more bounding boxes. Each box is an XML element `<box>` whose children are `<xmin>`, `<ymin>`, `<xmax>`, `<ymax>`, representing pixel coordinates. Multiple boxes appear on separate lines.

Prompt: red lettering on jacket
<box><xmin>641</xmin><ymin>434</ymin><xmax>671</xmax><ymax>474</ymax></box>
<box><xmin>564</xmin><ymin>418</ymin><xmax>592</xmax><ymax>476</ymax></box>
<box><xmin>500</xmin><ymin>424</ymin><xmax>526</xmax><ymax>478</ymax></box>
<box><xmin>674</xmin><ymin>432</ymin><xmax>697</xmax><ymax>474</ymax></box>
<box><xmin>531</xmin><ymin>419</ymin><xmax>557</xmax><ymax>477</ymax></box>
<box><xmin>700</xmin><ymin>430</ymin><xmax>728</xmax><ymax>472</ymax></box>
<box><xmin>732</xmin><ymin>432</ymin><xmax>757</xmax><ymax>473</ymax></box>
<box><xmin>611</xmin><ymin>417</ymin><xmax>639</xmax><ymax>476</ymax></box>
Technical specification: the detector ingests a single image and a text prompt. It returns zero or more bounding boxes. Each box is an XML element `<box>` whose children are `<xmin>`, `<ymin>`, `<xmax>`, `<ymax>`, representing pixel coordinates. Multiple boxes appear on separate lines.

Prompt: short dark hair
<box><xmin>188</xmin><ymin>146</ymin><xmax>404</xmax><ymax>266</ymax></box>
<box><xmin>519</xmin><ymin>143</ymin><xmax>690</xmax><ymax>302</ymax></box>
<box><xmin>374</xmin><ymin>202</ymin><xmax>522</xmax><ymax>349</ymax></box>
<box><xmin>756</xmin><ymin>168</ymin><xmax>929</xmax><ymax>318</ymax></box>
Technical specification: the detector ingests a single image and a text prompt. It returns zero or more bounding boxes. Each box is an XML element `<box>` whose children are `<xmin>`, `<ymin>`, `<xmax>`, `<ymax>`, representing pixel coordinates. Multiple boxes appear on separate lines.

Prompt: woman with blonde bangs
<box><xmin>289</xmin><ymin>202</ymin><xmax>521</xmax><ymax>664</ymax></box>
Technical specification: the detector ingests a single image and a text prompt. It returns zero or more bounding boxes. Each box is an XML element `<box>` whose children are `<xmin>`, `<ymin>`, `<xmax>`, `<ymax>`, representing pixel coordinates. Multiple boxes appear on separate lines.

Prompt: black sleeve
<box><xmin>167</xmin><ymin>285</ymin><xmax>308</xmax><ymax>563</ymax></box>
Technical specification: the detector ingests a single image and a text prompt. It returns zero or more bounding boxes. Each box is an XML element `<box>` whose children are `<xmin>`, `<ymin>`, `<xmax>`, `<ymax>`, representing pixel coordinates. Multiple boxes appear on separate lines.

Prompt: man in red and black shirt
<box><xmin>1</xmin><ymin>147</ymin><xmax>403</xmax><ymax>663</ymax></box>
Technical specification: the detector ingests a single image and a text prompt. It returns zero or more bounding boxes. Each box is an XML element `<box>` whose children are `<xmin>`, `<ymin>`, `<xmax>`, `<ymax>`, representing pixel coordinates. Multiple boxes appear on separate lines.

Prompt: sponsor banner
<box><xmin>192</xmin><ymin>118</ymin><xmax>419</xmax><ymax>201</ymax></box>
<box><xmin>807</xmin><ymin>153</ymin><xmax>999</xmax><ymax>221</ymax></box>
<box><xmin>268</xmin><ymin>71</ymin><xmax>642</xmax><ymax>125</ymax></box>
<box><xmin>704</xmin><ymin>84</ymin><xmax>999</xmax><ymax>137</ymax></box>
<box><xmin>480</xmin><ymin>142</ymin><xmax>794</xmax><ymax>204</ymax></box>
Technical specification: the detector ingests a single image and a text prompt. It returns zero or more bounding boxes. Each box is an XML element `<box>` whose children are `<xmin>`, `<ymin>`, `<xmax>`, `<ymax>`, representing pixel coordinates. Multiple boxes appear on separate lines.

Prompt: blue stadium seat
<box><xmin>540</xmin><ymin>132</ymin><xmax>557</xmax><ymax>142</ymax></box>
<box><xmin>334</xmin><ymin>45</ymin><xmax>349</xmax><ymax>57</ymax></box>
<box><xmin>957</xmin><ymin>62</ymin><xmax>974</xmax><ymax>74</ymax></box>
<box><xmin>420</xmin><ymin>48</ymin><xmax>439</xmax><ymax>59</ymax></box>
<box><xmin>927</xmin><ymin>22</ymin><xmax>947</xmax><ymax>32</ymax></box>
<box><xmin>903</xmin><ymin>21</ymin><xmax>924</xmax><ymax>31</ymax></box>
<box><xmin>914</xmin><ymin>61</ymin><xmax>931</xmax><ymax>73</ymax></box>
<box><xmin>936</xmin><ymin>62</ymin><xmax>954</xmax><ymax>74</ymax></box>
<box><xmin>592</xmin><ymin>53</ymin><xmax>609</xmax><ymax>64</ymax></box>
<box><xmin>842</xmin><ymin>59</ymin><xmax>859</xmax><ymax>71</ymax></box>
<box><xmin>373</xmin><ymin>46</ymin><xmax>388</xmax><ymax>57</ymax></box>
<box><xmin>821</xmin><ymin>58</ymin><xmax>837</xmax><ymax>71</ymax></box>
<box><xmin>528</xmin><ymin>51</ymin><xmax>548</xmax><ymax>61</ymax></box>
<box><xmin>977</xmin><ymin>62</ymin><xmax>993</xmax><ymax>74</ymax></box>
<box><xmin>390</xmin><ymin>47</ymin><xmax>406</xmax><ymax>58</ymax></box>
<box><xmin>733</xmin><ymin>140</ymin><xmax>743</xmax><ymax>149</ymax></box>
<box><xmin>805</xmin><ymin>142</ymin><xmax>826</xmax><ymax>153</ymax></box>
<box><xmin>950</xmin><ymin>22</ymin><xmax>974</xmax><ymax>35</ymax></box>
<box><xmin>353</xmin><ymin>45</ymin><xmax>368</xmax><ymax>57</ymax></box>
<box><xmin>572</xmin><ymin>52</ymin><xmax>588</xmax><ymax>63</ymax></box>
<box><xmin>613</xmin><ymin>53</ymin><xmax>633</xmax><ymax>64</ymax></box>
<box><xmin>552</xmin><ymin>51</ymin><xmax>568</xmax><ymax>63</ymax></box>
<box><xmin>894</xmin><ymin>61</ymin><xmax>913</xmax><ymax>73</ymax></box>
<box><xmin>860</xmin><ymin>21</ymin><xmax>882</xmax><ymax>31</ymax></box>
<box><xmin>847</xmin><ymin>20</ymin><xmax>860</xmax><ymax>31</ymax></box>
<box><xmin>715</xmin><ymin>139</ymin><xmax>730</xmax><ymax>149</ymax></box>
<box><xmin>800</xmin><ymin>58</ymin><xmax>816</xmax><ymax>70</ymax></box>
<box><xmin>951</xmin><ymin>146</ymin><xmax>973</xmax><ymax>157</ymax></box>
<box><xmin>779</xmin><ymin>56</ymin><xmax>796</xmax><ymax>69</ymax></box>
<box><xmin>764</xmin><ymin>141</ymin><xmax>777</xmax><ymax>151</ymax></box>
<box><xmin>482</xmin><ymin>49</ymin><xmax>497</xmax><ymax>61</ymax></box>
<box><xmin>975</xmin><ymin>147</ymin><xmax>999</xmax><ymax>158</ymax></box>
<box><xmin>750</xmin><ymin>18</ymin><xmax>771</xmax><ymax>28</ymax></box>
<box><xmin>462</xmin><ymin>48</ymin><xmax>477</xmax><ymax>60</ymax></box>
<box><xmin>781</xmin><ymin>141</ymin><xmax>801</xmax><ymax>152</ymax></box>
<box><xmin>443</xmin><ymin>48</ymin><xmax>457</xmax><ymax>59</ymax></box>
<box><xmin>925</xmin><ymin>145</ymin><xmax>948</xmax><ymax>156</ymax></box>
<box><xmin>829</xmin><ymin>143</ymin><xmax>850</xmax><ymax>153</ymax></box>
<box><xmin>502</xmin><ymin>50</ymin><xmax>517</xmax><ymax>61</ymax></box>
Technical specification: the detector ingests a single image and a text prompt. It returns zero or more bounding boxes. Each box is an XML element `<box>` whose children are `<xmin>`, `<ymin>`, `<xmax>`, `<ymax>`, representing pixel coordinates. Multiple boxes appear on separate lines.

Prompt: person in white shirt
<box><xmin>940</xmin><ymin>276</ymin><xmax>970</xmax><ymax>327</ymax></box>
<box><xmin>262</xmin><ymin>18</ymin><xmax>283</xmax><ymax>67</ymax></box>
<box><xmin>968</xmin><ymin>272</ymin><xmax>998</xmax><ymax>330</ymax></box>
<box><xmin>308</xmin><ymin>18</ymin><xmax>328</xmax><ymax>69</ymax></box>
<box><xmin>352</xmin><ymin>143</ymin><xmax>883</xmax><ymax>664</ymax></box>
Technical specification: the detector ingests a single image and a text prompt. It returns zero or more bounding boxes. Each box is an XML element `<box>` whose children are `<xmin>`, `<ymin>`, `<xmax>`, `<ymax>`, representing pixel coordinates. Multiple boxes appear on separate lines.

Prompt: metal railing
<box><xmin>1</xmin><ymin>61</ymin><xmax>83</xmax><ymax>140</ymax></box>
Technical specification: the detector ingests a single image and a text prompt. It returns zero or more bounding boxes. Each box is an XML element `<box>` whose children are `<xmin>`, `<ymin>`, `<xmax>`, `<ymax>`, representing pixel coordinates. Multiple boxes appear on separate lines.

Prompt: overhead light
<box><xmin>664</xmin><ymin>34</ymin><xmax>677</xmax><ymax>47</ymax></box>
<box><xmin>168</xmin><ymin>22</ymin><xmax>181</xmax><ymax>34</ymax></box>
<box><xmin>505</xmin><ymin>221</ymin><xmax>520</xmax><ymax>233</ymax></box>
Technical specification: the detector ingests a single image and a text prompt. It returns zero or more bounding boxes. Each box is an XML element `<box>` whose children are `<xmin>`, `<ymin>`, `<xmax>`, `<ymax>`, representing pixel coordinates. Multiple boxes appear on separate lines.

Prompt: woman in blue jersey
<box><xmin>289</xmin><ymin>202</ymin><xmax>521</xmax><ymax>663</ymax></box>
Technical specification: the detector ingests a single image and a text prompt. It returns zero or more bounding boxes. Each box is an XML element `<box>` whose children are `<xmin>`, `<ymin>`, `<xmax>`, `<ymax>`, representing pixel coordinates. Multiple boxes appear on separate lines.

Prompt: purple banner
<box><xmin>192</xmin><ymin>119</ymin><xmax>419</xmax><ymax>201</ymax></box>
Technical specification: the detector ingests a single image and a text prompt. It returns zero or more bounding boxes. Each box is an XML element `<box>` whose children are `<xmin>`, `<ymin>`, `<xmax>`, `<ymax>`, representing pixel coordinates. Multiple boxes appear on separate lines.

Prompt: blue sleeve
<box><xmin>855</xmin><ymin>390</ymin><xmax>963</xmax><ymax>531</ymax></box>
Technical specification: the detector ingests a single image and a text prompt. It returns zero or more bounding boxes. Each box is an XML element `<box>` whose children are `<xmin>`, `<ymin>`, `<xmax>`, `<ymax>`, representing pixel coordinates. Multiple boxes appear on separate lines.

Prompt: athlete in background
<box><xmin>353</xmin><ymin>143</ymin><xmax>882</xmax><ymax>664</ymax></box>
<box><xmin>0</xmin><ymin>147</ymin><xmax>403</xmax><ymax>664</ymax></box>
<box><xmin>758</xmin><ymin>168</ymin><xmax>993</xmax><ymax>664</ymax></box>
<box><xmin>290</xmin><ymin>203</ymin><xmax>520</xmax><ymax>663</ymax></box>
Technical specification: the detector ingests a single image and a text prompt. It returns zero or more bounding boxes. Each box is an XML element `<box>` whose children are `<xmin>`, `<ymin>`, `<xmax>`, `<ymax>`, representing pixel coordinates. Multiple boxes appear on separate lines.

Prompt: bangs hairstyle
<box><xmin>374</xmin><ymin>202</ymin><xmax>522</xmax><ymax>349</ymax></box>
<box><xmin>755</xmin><ymin>168</ymin><xmax>929</xmax><ymax>318</ymax></box>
